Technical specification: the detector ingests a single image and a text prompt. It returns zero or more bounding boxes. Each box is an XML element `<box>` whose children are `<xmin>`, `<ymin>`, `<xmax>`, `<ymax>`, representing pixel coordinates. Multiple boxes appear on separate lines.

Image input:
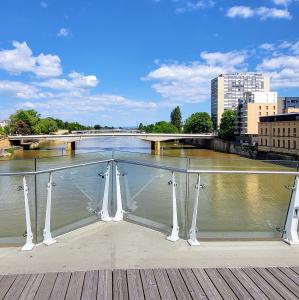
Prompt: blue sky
<box><xmin>0</xmin><ymin>0</ymin><xmax>299</xmax><ymax>126</ymax></box>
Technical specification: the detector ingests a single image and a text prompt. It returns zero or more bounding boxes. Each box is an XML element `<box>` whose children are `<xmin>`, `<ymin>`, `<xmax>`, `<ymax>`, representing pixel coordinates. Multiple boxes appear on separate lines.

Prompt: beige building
<box><xmin>236</xmin><ymin>92</ymin><xmax>277</xmax><ymax>137</ymax></box>
<box><xmin>211</xmin><ymin>73</ymin><xmax>270</xmax><ymax>128</ymax></box>
<box><xmin>258</xmin><ymin>113</ymin><xmax>299</xmax><ymax>156</ymax></box>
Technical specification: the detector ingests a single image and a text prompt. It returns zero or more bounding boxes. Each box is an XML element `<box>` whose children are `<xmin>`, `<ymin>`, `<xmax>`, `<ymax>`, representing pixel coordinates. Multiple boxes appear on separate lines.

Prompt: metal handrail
<box><xmin>1</xmin><ymin>157</ymin><xmax>299</xmax><ymax>176</ymax></box>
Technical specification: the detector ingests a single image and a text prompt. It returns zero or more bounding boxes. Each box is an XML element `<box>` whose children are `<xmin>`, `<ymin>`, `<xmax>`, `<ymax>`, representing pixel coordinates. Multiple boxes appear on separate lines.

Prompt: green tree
<box><xmin>138</xmin><ymin>123</ymin><xmax>144</xmax><ymax>130</ymax></box>
<box><xmin>218</xmin><ymin>109</ymin><xmax>236</xmax><ymax>141</ymax></box>
<box><xmin>142</xmin><ymin>121</ymin><xmax>178</xmax><ymax>133</ymax></box>
<box><xmin>10</xmin><ymin>109</ymin><xmax>40</xmax><ymax>134</ymax></box>
<box><xmin>33</xmin><ymin>118</ymin><xmax>58</xmax><ymax>134</ymax></box>
<box><xmin>184</xmin><ymin>112</ymin><xmax>212</xmax><ymax>133</ymax></box>
<box><xmin>13</xmin><ymin>120</ymin><xmax>31</xmax><ymax>135</ymax></box>
<box><xmin>170</xmin><ymin>106</ymin><xmax>182</xmax><ymax>130</ymax></box>
<box><xmin>0</xmin><ymin>127</ymin><xmax>4</xmax><ymax>136</ymax></box>
<box><xmin>94</xmin><ymin>124</ymin><xmax>102</xmax><ymax>130</ymax></box>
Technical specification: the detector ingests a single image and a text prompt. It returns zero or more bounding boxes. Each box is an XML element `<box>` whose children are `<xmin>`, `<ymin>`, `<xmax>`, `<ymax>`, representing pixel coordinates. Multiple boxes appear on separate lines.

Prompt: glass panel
<box><xmin>116</xmin><ymin>162</ymin><xmax>187</xmax><ymax>238</ymax></box>
<box><xmin>36</xmin><ymin>162</ymin><xmax>109</xmax><ymax>242</ymax></box>
<box><xmin>0</xmin><ymin>174</ymin><xmax>36</xmax><ymax>245</ymax></box>
<box><xmin>36</xmin><ymin>150</ymin><xmax>112</xmax><ymax>171</ymax></box>
<box><xmin>188</xmin><ymin>157</ymin><xmax>295</xmax><ymax>239</ymax></box>
<box><xmin>113</xmin><ymin>150</ymin><xmax>188</xmax><ymax>169</ymax></box>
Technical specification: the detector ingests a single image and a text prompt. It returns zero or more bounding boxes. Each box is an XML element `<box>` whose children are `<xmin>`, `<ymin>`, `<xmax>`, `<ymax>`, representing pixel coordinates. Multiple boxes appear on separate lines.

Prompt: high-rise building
<box><xmin>211</xmin><ymin>73</ymin><xmax>270</xmax><ymax>128</ymax></box>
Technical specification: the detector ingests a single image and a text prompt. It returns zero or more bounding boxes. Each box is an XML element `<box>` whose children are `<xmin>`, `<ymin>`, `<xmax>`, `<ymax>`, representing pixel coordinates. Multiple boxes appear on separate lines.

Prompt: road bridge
<box><xmin>8</xmin><ymin>133</ymin><xmax>216</xmax><ymax>154</ymax></box>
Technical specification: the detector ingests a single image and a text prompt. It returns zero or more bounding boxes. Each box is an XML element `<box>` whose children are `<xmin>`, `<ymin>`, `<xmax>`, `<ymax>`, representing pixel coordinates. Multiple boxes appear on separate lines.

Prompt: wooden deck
<box><xmin>0</xmin><ymin>267</ymin><xmax>298</xmax><ymax>299</ymax></box>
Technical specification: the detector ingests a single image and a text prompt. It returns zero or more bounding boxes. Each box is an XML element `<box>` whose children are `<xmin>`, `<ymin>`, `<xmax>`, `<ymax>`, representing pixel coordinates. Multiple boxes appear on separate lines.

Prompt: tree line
<box><xmin>0</xmin><ymin>109</ymin><xmax>114</xmax><ymax>135</ymax></box>
<box><xmin>138</xmin><ymin>106</ymin><xmax>236</xmax><ymax>140</ymax></box>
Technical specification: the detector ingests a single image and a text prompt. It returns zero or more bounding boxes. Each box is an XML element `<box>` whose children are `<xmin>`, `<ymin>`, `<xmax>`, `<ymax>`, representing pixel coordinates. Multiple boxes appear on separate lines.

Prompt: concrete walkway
<box><xmin>0</xmin><ymin>222</ymin><xmax>298</xmax><ymax>275</ymax></box>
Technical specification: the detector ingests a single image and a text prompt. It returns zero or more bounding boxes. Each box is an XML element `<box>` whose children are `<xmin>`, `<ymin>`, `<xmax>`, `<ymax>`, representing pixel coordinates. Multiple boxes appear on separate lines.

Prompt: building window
<box><xmin>278</xmin><ymin>139</ymin><xmax>280</xmax><ymax>148</ymax></box>
<box><xmin>294</xmin><ymin>140</ymin><xmax>296</xmax><ymax>149</ymax></box>
<box><xmin>259</xmin><ymin>106</ymin><xmax>261</xmax><ymax>110</ymax></box>
<box><xmin>273</xmin><ymin>106</ymin><xmax>275</xmax><ymax>110</ymax></box>
<box><xmin>273</xmin><ymin>139</ymin><xmax>275</xmax><ymax>147</ymax></box>
<box><xmin>294</xmin><ymin>128</ymin><xmax>296</xmax><ymax>137</ymax></box>
<box><xmin>283</xmin><ymin>128</ymin><xmax>285</xmax><ymax>136</ymax></box>
<box><xmin>265</xmin><ymin>139</ymin><xmax>267</xmax><ymax>146</ymax></box>
<box><xmin>283</xmin><ymin>140</ymin><xmax>285</xmax><ymax>148</ymax></box>
<box><xmin>288</xmin><ymin>128</ymin><xmax>290</xmax><ymax>136</ymax></box>
<box><xmin>259</xmin><ymin>112</ymin><xmax>261</xmax><ymax>116</ymax></box>
<box><xmin>278</xmin><ymin>128</ymin><xmax>280</xmax><ymax>135</ymax></box>
<box><xmin>261</xmin><ymin>128</ymin><xmax>263</xmax><ymax>135</ymax></box>
<box><xmin>261</xmin><ymin>139</ymin><xmax>263</xmax><ymax>146</ymax></box>
<box><xmin>266</xmin><ymin>112</ymin><xmax>268</xmax><ymax>116</ymax></box>
<box><xmin>288</xmin><ymin>140</ymin><xmax>290</xmax><ymax>149</ymax></box>
<box><xmin>273</xmin><ymin>128</ymin><xmax>276</xmax><ymax>135</ymax></box>
<box><xmin>266</xmin><ymin>106</ymin><xmax>268</xmax><ymax>110</ymax></box>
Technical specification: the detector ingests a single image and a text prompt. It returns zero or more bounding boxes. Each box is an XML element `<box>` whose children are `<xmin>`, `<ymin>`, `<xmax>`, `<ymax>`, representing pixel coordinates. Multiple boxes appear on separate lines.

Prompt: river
<box><xmin>0</xmin><ymin>137</ymin><xmax>296</xmax><ymax>245</ymax></box>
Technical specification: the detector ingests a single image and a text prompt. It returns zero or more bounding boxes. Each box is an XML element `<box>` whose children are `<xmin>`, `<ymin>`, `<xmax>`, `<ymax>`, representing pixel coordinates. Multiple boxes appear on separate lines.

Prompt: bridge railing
<box><xmin>0</xmin><ymin>151</ymin><xmax>298</xmax><ymax>250</ymax></box>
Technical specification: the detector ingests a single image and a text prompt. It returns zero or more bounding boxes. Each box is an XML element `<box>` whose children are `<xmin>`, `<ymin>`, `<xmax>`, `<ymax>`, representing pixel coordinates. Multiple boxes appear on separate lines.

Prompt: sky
<box><xmin>0</xmin><ymin>0</ymin><xmax>299</xmax><ymax>126</ymax></box>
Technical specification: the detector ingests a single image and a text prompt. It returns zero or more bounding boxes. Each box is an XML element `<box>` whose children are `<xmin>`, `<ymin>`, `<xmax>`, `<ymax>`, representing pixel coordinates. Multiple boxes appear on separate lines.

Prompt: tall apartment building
<box><xmin>211</xmin><ymin>73</ymin><xmax>270</xmax><ymax>128</ymax></box>
<box><xmin>277</xmin><ymin>96</ymin><xmax>299</xmax><ymax>114</ymax></box>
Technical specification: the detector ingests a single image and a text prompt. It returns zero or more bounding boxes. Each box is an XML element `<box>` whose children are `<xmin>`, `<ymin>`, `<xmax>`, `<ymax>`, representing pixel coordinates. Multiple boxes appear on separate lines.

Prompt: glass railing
<box><xmin>0</xmin><ymin>151</ymin><xmax>298</xmax><ymax>248</ymax></box>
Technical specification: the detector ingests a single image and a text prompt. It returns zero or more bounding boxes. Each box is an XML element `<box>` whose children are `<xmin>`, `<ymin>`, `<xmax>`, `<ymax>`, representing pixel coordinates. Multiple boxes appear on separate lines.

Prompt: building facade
<box><xmin>277</xmin><ymin>97</ymin><xmax>299</xmax><ymax>114</ymax></box>
<box><xmin>236</xmin><ymin>92</ymin><xmax>277</xmax><ymax>136</ymax></box>
<box><xmin>211</xmin><ymin>73</ymin><xmax>270</xmax><ymax>128</ymax></box>
<box><xmin>258</xmin><ymin>113</ymin><xmax>299</xmax><ymax>156</ymax></box>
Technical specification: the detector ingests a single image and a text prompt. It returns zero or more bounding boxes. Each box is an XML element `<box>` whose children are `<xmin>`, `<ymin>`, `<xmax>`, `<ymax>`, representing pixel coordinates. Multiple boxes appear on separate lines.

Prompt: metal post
<box><xmin>99</xmin><ymin>162</ymin><xmax>112</xmax><ymax>222</ymax></box>
<box><xmin>113</xmin><ymin>163</ymin><xmax>124</xmax><ymax>221</ymax></box>
<box><xmin>283</xmin><ymin>176</ymin><xmax>299</xmax><ymax>245</ymax></box>
<box><xmin>188</xmin><ymin>174</ymin><xmax>201</xmax><ymax>246</ymax></box>
<box><xmin>167</xmin><ymin>172</ymin><xmax>179</xmax><ymax>242</ymax></box>
<box><xmin>43</xmin><ymin>173</ymin><xmax>56</xmax><ymax>246</ymax></box>
<box><xmin>22</xmin><ymin>176</ymin><xmax>35</xmax><ymax>251</ymax></box>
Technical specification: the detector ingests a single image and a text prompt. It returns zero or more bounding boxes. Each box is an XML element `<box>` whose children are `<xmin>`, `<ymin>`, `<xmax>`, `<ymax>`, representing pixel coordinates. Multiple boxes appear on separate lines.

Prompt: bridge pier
<box><xmin>151</xmin><ymin>141</ymin><xmax>161</xmax><ymax>155</ymax></box>
<box><xmin>66</xmin><ymin>141</ymin><xmax>76</xmax><ymax>152</ymax></box>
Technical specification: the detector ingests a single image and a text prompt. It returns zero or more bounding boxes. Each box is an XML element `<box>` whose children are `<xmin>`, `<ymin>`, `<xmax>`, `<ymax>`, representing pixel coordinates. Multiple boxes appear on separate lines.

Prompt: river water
<box><xmin>0</xmin><ymin>137</ymin><xmax>297</xmax><ymax>244</ymax></box>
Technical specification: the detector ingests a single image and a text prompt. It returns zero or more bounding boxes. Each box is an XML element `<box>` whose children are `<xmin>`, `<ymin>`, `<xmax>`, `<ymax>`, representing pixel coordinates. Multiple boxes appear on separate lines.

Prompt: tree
<box><xmin>142</xmin><ymin>121</ymin><xmax>178</xmax><ymax>133</ymax></box>
<box><xmin>33</xmin><ymin>118</ymin><xmax>58</xmax><ymax>134</ymax></box>
<box><xmin>138</xmin><ymin>123</ymin><xmax>144</xmax><ymax>130</ymax></box>
<box><xmin>0</xmin><ymin>127</ymin><xmax>4</xmax><ymax>136</ymax></box>
<box><xmin>13</xmin><ymin>120</ymin><xmax>31</xmax><ymax>135</ymax></box>
<box><xmin>219</xmin><ymin>109</ymin><xmax>236</xmax><ymax>141</ymax></box>
<box><xmin>94</xmin><ymin>124</ymin><xmax>102</xmax><ymax>130</ymax></box>
<box><xmin>9</xmin><ymin>109</ymin><xmax>40</xmax><ymax>134</ymax></box>
<box><xmin>170</xmin><ymin>106</ymin><xmax>182</xmax><ymax>130</ymax></box>
<box><xmin>184</xmin><ymin>112</ymin><xmax>212</xmax><ymax>133</ymax></box>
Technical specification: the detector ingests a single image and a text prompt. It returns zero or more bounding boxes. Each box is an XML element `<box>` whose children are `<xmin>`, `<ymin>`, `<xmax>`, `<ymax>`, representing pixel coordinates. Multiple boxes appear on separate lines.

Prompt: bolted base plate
<box><xmin>22</xmin><ymin>242</ymin><xmax>35</xmax><ymax>251</ymax></box>
<box><xmin>283</xmin><ymin>238</ymin><xmax>299</xmax><ymax>245</ymax></box>
<box><xmin>187</xmin><ymin>239</ymin><xmax>200</xmax><ymax>246</ymax></box>
<box><xmin>166</xmin><ymin>235</ymin><xmax>180</xmax><ymax>242</ymax></box>
<box><xmin>101</xmin><ymin>216</ymin><xmax>112</xmax><ymax>222</ymax></box>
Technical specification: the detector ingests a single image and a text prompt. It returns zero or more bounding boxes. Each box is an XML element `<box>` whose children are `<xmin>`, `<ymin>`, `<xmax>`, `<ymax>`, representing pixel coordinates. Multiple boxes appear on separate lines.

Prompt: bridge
<box><xmin>8</xmin><ymin>132</ymin><xmax>216</xmax><ymax>154</ymax></box>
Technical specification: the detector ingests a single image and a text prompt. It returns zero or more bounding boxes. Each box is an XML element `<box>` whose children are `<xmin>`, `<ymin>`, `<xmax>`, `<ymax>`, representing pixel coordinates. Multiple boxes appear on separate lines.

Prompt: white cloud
<box><xmin>57</xmin><ymin>28</ymin><xmax>70</xmax><ymax>37</ymax></box>
<box><xmin>0</xmin><ymin>41</ymin><xmax>62</xmax><ymax>77</ymax></box>
<box><xmin>35</xmin><ymin>72</ymin><xmax>99</xmax><ymax>91</ymax></box>
<box><xmin>144</xmin><ymin>50</ymin><xmax>247</xmax><ymax>103</ymax></box>
<box><xmin>272</xmin><ymin>0</ymin><xmax>292</xmax><ymax>6</ymax></box>
<box><xmin>226</xmin><ymin>6</ymin><xmax>291</xmax><ymax>20</ymax></box>
<box><xmin>259</xmin><ymin>43</ymin><xmax>275</xmax><ymax>51</ymax></box>
<box><xmin>175</xmin><ymin>0</ymin><xmax>215</xmax><ymax>13</ymax></box>
<box><xmin>0</xmin><ymin>80</ymin><xmax>40</xmax><ymax>99</ymax></box>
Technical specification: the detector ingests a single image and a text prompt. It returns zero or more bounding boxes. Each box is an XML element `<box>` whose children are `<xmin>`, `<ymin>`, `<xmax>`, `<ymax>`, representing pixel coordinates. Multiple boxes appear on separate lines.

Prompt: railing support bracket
<box><xmin>283</xmin><ymin>176</ymin><xmax>299</xmax><ymax>245</ymax></box>
<box><xmin>113</xmin><ymin>163</ymin><xmax>124</xmax><ymax>221</ymax></box>
<box><xmin>21</xmin><ymin>176</ymin><xmax>35</xmax><ymax>251</ymax></box>
<box><xmin>167</xmin><ymin>172</ymin><xmax>180</xmax><ymax>242</ymax></box>
<box><xmin>99</xmin><ymin>162</ymin><xmax>112</xmax><ymax>222</ymax></box>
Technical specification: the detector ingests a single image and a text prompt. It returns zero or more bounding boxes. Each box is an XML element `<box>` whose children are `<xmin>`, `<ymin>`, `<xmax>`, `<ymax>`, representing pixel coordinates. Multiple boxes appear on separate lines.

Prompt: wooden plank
<box><xmin>266</xmin><ymin>268</ymin><xmax>299</xmax><ymax>297</ymax></box>
<box><xmin>255</xmin><ymin>268</ymin><xmax>297</xmax><ymax>300</ymax></box>
<box><xmin>192</xmin><ymin>269</ymin><xmax>222</xmax><ymax>300</ymax></box>
<box><xmin>3</xmin><ymin>274</ymin><xmax>31</xmax><ymax>300</ymax></box>
<box><xmin>166</xmin><ymin>269</ymin><xmax>191</xmax><ymax>300</ymax></box>
<box><xmin>153</xmin><ymin>269</ymin><xmax>176</xmax><ymax>300</ymax></box>
<box><xmin>65</xmin><ymin>271</ymin><xmax>85</xmax><ymax>300</ymax></box>
<box><xmin>140</xmin><ymin>269</ymin><xmax>160</xmax><ymax>300</ymax></box>
<box><xmin>49</xmin><ymin>272</ymin><xmax>72</xmax><ymax>300</ymax></box>
<box><xmin>278</xmin><ymin>267</ymin><xmax>299</xmax><ymax>285</ymax></box>
<box><xmin>290</xmin><ymin>267</ymin><xmax>299</xmax><ymax>276</ymax></box>
<box><xmin>98</xmin><ymin>270</ymin><xmax>112</xmax><ymax>300</ymax></box>
<box><xmin>0</xmin><ymin>275</ymin><xmax>17</xmax><ymax>300</ymax></box>
<box><xmin>242</xmin><ymin>268</ymin><xmax>283</xmax><ymax>300</ymax></box>
<box><xmin>217</xmin><ymin>268</ymin><xmax>253</xmax><ymax>300</ymax></box>
<box><xmin>81</xmin><ymin>270</ymin><xmax>98</xmax><ymax>300</ymax></box>
<box><xmin>19</xmin><ymin>274</ymin><xmax>44</xmax><ymax>300</ymax></box>
<box><xmin>127</xmin><ymin>269</ymin><xmax>144</xmax><ymax>300</ymax></box>
<box><xmin>180</xmin><ymin>269</ymin><xmax>207</xmax><ymax>300</ymax></box>
<box><xmin>34</xmin><ymin>272</ymin><xmax>58</xmax><ymax>300</ymax></box>
<box><xmin>205</xmin><ymin>268</ymin><xmax>238</xmax><ymax>300</ymax></box>
<box><xmin>230</xmin><ymin>268</ymin><xmax>268</xmax><ymax>300</ymax></box>
<box><xmin>113</xmin><ymin>269</ymin><xmax>129</xmax><ymax>300</ymax></box>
